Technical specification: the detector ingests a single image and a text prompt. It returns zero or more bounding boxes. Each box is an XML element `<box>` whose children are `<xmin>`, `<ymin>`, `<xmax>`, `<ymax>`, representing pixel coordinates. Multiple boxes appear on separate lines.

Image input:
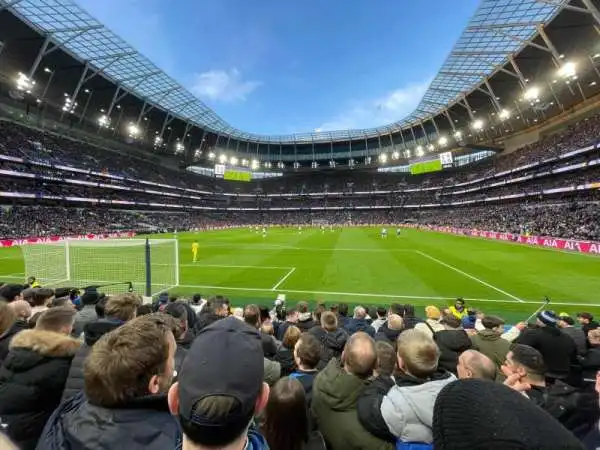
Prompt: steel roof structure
<box><xmin>0</xmin><ymin>0</ymin><xmax>570</xmax><ymax>144</ymax></box>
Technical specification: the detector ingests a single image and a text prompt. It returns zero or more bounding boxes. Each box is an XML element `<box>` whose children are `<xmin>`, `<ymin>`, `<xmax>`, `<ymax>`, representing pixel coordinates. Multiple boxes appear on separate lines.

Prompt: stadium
<box><xmin>0</xmin><ymin>0</ymin><xmax>599</xmax><ymax>449</ymax></box>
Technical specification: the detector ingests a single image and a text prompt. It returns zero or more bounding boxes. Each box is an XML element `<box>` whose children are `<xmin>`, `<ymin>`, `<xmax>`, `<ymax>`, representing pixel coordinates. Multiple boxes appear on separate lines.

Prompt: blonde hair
<box><xmin>588</xmin><ymin>329</ymin><xmax>600</xmax><ymax>345</ymax></box>
<box><xmin>283</xmin><ymin>325</ymin><xmax>301</xmax><ymax>349</ymax></box>
<box><xmin>105</xmin><ymin>293</ymin><xmax>142</xmax><ymax>321</ymax></box>
<box><xmin>397</xmin><ymin>329</ymin><xmax>440</xmax><ymax>378</ymax></box>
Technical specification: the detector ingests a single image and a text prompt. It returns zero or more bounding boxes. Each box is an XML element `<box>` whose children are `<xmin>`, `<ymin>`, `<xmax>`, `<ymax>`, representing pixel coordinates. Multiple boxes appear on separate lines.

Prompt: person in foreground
<box><xmin>433</xmin><ymin>379</ymin><xmax>585</xmax><ymax>449</ymax></box>
<box><xmin>311</xmin><ymin>332</ymin><xmax>394</xmax><ymax>450</ymax></box>
<box><xmin>168</xmin><ymin>316</ymin><xmax>270</xmax><ymax>450</ymax></box>
<box><xmin>261</xmin><ymin>377</ymin><xmax>326</xmax><ymax>450</ymax></box>
<box><xmin>0</xmin><ymin>307</ymin><xmax>80</xmax><ymax>450</ymax></box>
<box><xmin>357</xmin><ymin>329</ymin><xmax>456</xmax><ymax>447</ymax></box>
<box><xmin>37</xmin><ymin>313</ymin><xmax>180</xmax><ymax>450</ymax></box>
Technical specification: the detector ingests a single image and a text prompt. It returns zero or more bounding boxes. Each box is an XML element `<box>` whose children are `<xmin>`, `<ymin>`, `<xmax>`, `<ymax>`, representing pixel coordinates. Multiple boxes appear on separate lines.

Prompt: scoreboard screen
<box><xmin>410</xmin><ymin>159</ymin><xmax>442</xmax><ymax>175</ymax></box>
<box><xmin>223</xmin><ymin>170</ymin><xmax>252</xmax><ymax>182</ymax></box>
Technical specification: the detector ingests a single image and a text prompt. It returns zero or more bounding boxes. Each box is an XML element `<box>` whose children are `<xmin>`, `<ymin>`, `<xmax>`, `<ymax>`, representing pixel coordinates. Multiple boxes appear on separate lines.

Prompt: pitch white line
<box><xmin>177</xmin><ymin>263</ymin><xmax>294</xmax><ymax>270</ymax></box>
<box><xmin>415</xmin><ymin>250</ymin><xmax>524</xmax><ymax>303</ymax></box>
<box><xmin>271</xmin><ymin>267</ymin><xmax>297</xmax><ymax>291</ymax></box>
<box><xmin>174</xmin><ymin>284</ymin><xmax>594</xmax><ymax>306</ymax></box>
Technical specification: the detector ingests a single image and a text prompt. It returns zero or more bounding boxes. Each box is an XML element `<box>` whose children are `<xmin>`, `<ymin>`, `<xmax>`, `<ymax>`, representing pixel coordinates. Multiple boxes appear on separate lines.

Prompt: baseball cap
<box><xmin>178</xmin><ymin>316</ymin><xmax>264</xmax><ymax>446</ymax></box>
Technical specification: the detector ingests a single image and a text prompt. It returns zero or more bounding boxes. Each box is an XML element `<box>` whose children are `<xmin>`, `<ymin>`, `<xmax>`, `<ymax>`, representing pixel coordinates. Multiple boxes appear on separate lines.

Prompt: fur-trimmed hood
<box><xmin>10</xmin><ymin>329</ymin><xmax>81</xmax><ymax>358</ymax></box>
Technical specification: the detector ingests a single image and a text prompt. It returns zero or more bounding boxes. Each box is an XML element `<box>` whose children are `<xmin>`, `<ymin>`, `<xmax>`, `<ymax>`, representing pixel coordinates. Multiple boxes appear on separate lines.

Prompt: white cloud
<box><xmin>190</xmin><ymin>69</ymin><xmax>261</xmax><ymax>103</ymax></box>
<box><xmin>316</xmin><ymin>79</ymin><xmax>431</xmax><ymax>131</ymax></box>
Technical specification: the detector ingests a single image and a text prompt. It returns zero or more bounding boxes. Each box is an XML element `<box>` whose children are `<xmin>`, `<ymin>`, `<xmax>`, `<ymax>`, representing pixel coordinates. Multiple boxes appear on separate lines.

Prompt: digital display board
<box><xmin>410</xmin><ymin>159</ymin><xmax>442</xmax><ymax>175</ymax></box>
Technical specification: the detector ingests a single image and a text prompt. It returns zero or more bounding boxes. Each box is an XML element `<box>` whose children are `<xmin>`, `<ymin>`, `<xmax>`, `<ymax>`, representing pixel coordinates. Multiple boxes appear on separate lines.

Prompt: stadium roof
<box><xmin>0</xmin><ymin>0</ymin><xmax>571</xmax><ymax>143</ymax></box>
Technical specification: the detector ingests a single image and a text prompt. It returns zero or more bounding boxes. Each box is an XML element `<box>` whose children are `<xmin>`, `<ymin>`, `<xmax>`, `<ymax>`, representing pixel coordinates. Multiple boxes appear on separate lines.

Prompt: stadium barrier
<box><xmin>0</xmin><ymin>231</ymin><xmax>136</xmax><ymax>248</ymax></box>
<box><xmin>415</xmin><ymin>225</ymin><xmax>600</xmax><ymax>254</ymax></box>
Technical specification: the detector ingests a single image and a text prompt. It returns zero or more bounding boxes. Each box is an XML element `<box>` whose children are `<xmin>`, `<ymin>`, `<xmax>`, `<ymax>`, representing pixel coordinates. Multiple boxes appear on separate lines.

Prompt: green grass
<box><xmin>1</xmin><ymin>227</ymin><xmax>599</xmax><ymax>323</ymax></box>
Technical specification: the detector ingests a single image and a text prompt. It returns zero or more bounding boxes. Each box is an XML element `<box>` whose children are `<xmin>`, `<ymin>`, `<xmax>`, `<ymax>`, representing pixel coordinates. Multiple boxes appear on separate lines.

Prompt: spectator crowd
<box><xmin>0</xmin><ymin>281</ymin><xmax>599</xmax><ymax>449</ymax></box>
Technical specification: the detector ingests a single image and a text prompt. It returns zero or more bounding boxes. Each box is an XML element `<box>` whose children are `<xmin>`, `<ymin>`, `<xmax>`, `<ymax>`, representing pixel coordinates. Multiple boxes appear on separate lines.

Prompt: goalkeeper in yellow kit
<box><xmin>192</xmin><ymin>240</ymin><xmax>199</xmax><ymax>262</ymax></box>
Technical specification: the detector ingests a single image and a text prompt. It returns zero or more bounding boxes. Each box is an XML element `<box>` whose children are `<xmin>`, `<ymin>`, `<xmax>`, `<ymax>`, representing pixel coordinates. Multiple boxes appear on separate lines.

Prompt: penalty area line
<box><xmin>414</xmin><ymin>250</ymin><xmax>524</xmax><ymax>303</ymax></box>
<box><xmin>172</xmin><ymin>284</ymin><xmax>595</xmax><ymax>306</ymax></box>
<box><xmin>271</xmin><ymin>267</ymin><xmax>297</xmax><ymax>291</ymax></box>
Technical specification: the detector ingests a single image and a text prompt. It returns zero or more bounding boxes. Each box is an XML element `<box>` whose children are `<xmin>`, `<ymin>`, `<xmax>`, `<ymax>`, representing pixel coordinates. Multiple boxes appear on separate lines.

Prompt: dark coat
<box><xmin>194</xmin><ymin>310</ymin><xmax>222</xmax><ymax>333</ymax></box>
<box><xmin>561</xmin><ymin>326</ymin><xmax>587</xmax><ymax>356</ymax></box>
<box><xmin>434</xmin><ymin>329</ymin><xmax>472</xmax><ymax>374</ymax></box>
<box><xmin>290</xmin><ymin>369</ymin><xmax>319</xmax><ymax>407</ymax></box>
<box><xmin>344</xmin><ymin>318</ymin><xmax>375</xmax><ymax>337</ymax></box>
<box><xmin>0</xmin><ymin>329</ymin><xmax>80</xmax><ymax>450</ymax></box>
<box><xmin>260</xmin><ymin>331</ymin><xmax>278</xmax><ymax>358</ymax></box>
<box><xmin>581</xmin><ymin>346</ymin><xmax>600</xmax><ymax>380</ymax></box>
<box><xmin>297</xmin><ymin>315</ymin><xmax>316</xmax><ymax>333</ymax></box>
<box><xmin>309</xmin><ymin>327</ymin><xmax>347</xmax><ymax>367</ymax></box>
<box><xmin>402</xmin><ymin>316</ymin><xmax>422</xmax><ymax>330</ymax></box>
<box><xmin>36</xmin><ymin>392</ymin><xmax>181</xmax><ymax>450</ymax></box>
<box><xmin>516</xmin><ymin>325</ymin><xmax>578</xmax><ymax>379</ymax></box>
<box><xmin>61</xmin><ymin>318</ymin><xmax>122</xmax><ymax>403</ymax></box>
<box><xmin>274</xmin><ymin>346</ymin><xmax>296</xmax><ymax>376</ymax></box>
<box><xmin>178</xmin><ymin>330</ymin><xmax>195</xmax><ymax>350</ymax></box>
<box><xmin>374</xmin><ymin>323</ymin><xmax>402</xmax><ymax>348</ymax></box>
<box><xmin>275</xmin><ymin>320</ymin><xmax>296</xmax><ymax>341</ymax></box>
<box><xmin>0</xmin><ymin>319</ymin><xmax>28</xmax><ymax>365</ymax></box>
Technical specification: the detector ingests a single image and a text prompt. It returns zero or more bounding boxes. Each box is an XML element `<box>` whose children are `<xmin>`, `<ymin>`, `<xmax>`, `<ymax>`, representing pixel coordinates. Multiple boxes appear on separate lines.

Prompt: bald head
<box><xmin>388</xmin><ymin>314</ymin><xmax>404</xmax><ymax>331</ymax></box>
<box><xmin>354</xmin><ymin>306</ymin><xmax>366</xmax><ymax>319</ymax></box>
<box><xmin>457</xmin><ymin>350</ymin><xmax>496</xmax><ymax>381</ymax></box>
<box><xmin>343</xmin><ymin>331</ymin><xmax>376</xmax><ymax>379</ymax></box>
<box><xmin>9</xmin><ymin>300</ymin><xmax>32</xmax><ymax>320</ymax></box>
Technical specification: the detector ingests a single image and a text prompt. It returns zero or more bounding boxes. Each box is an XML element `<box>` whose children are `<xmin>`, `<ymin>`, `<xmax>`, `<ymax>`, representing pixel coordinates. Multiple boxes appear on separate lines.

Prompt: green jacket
<box><xmin>470</xmin><ymin>329</ymin><xmax>511</xmax><ymax>373</ymax></box>
<box><xmin>311</xmin><ymin>359</ymin><xmax>394</xmax><ymax>450</ymax></box>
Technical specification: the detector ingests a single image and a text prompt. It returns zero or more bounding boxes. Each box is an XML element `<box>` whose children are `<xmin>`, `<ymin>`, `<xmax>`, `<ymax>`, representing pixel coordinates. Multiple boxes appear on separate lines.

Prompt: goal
<box><xmin>20</xmin><ymin>239</ymin><xmax>179</xmax><ymax>296</ymax></box>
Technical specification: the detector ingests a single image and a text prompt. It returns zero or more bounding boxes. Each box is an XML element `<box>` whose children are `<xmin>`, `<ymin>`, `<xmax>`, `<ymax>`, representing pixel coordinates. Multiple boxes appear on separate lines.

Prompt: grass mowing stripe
<box><xmin>271</xmin><ymin>267</ymin><xmax>297</xmax><ymax>291</ymax></box>
<box><xmin>169</xmin><ymin>263</ymin><xmax>293</xmax><ymax>270</ymax></box>
<box><xmin>414</xmin><ymin>250</ymin><xmax>524</xmax><ymax>303</ymax></box>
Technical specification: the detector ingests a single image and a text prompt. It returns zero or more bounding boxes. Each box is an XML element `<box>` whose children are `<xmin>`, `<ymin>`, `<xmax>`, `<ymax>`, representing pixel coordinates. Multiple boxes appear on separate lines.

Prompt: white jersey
<box><xmin>381</xmin><ymin>228</ymin><xmax>388</xmax><ymax>236</ymax></box>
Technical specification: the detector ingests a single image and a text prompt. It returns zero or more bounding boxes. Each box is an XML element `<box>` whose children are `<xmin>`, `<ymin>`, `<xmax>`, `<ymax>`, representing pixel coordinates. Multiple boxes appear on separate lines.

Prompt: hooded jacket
<box><xmin>515</xmin><ymin>325</ymin><xmax>578</xmax><ymax>379</ymax></box>
<box><xmin>311</xmin><ymin>359</ymin><xmax>394</xmax><ymax>450</ymax></box>
<box><xmin>434</xmin><ymin>329</ymin><xmax>472</xmax><ymax>374</ymax></box>
<box><xmin>36</xmin><ymin>392</ymin><xmax>181</xmax><ymax>450</ymax></box>
<box><xmin>469</xmin><ymin>329</ymin><xmax>511</xmax><ymax>372</ymax></box>
<box><xmin>0</xmin><ymin>329</ymin><xmax>80</xmax><ymax>450</ymax></box>
<box><xmin>61</xmin><ymin>318</ymin><xmax>123</xmax><ymax>402</ymax></box>
<box><xmin>374</xmin><ymin>323</ymin><xmax>402</xmax><ymax>348</ymax></box>
<box><xmin>357</xmin><ymin>370</ymin><xmax>456</xmax><ymax>445</ymax></box>
<box><xmin>344</xmin><ymin>318</ymin><xmax>375</xmax><ymax>337</ymax></box>
<box><xmin>309</xmin><ymin>326</ymin><xmax>348</xmax><ymax>367</ymax></box>
<box><xmin>72</xmin><ymin>306</ymin><xmax>98</xmax><ymax>338</ymax></box>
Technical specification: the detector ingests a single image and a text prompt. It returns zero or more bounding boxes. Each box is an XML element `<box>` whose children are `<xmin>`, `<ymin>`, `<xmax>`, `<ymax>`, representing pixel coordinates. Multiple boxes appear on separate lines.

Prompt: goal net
<box><xmin>20</xmin><ymin>239</ymin><xmax>179</xmax><ymax>295</ymax></box>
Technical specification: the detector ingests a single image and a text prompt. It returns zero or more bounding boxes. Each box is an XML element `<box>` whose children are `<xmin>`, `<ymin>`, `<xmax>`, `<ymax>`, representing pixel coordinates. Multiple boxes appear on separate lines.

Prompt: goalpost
<box><xmin>20</xmin><ymin>238</ymin><xmax>179</xmax><ymax>296</ymax></box>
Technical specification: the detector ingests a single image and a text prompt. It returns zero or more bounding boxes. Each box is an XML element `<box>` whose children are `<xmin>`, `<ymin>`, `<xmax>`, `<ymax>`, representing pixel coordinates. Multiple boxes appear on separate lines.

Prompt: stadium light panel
<box><xmin>416</xmin><ymin>146</ymin><xmax>424</xmax><ymax>157</ymax></box>
<box><xmin>154</xmin><ymin>135</ymin><xmax>163</xmax><ymax>145</ymax></box>
<box><xmin>241</xmin><ymin>158</ymin><xmax>249</xmax><ymax>167</ymax></box>
<box><xmin>218</xmin><ymin>154</ymin><xmax>227</xmax><ymax>164</ymax></box>
<box><xmin>278</xmin><ymin>161</ymin><xmax>285</xmax><ymax>169</ymax></box>
<box><xmin>251</xmin><ymin>159</ymin><xmax>259</xmax><ymax>169</ymax></box>
<box><xmin>523</xmin><ymin>86</ymin><xmax>540</xmax><ymax>102</ymax></box>
<box><xmin>15</xmin><ymin>72</ymin><xmax>34</xmax><ymax>92</ymax></box>
<box><xmin>208</xmin><ymin>152</ymin><xmax>216</xmax><ymax>160</ymax></box>
<box><xmin>453</xmin><ymin>130</ymin><xmax>462</xmax><ymax>140</ymax></box>
<box><xmin>378</xmin><ymin>153</ymin><xmax>388</xmax><ymax>163</ymax></box>
<box><xmin>427</xmin><ymin>144</ymin><xmax>435</xmax><ymax>152</ymax></box>
<box><xmin>348</xmin><ymin>159</ymin><xmax>355</xmax><ymax>167</ymax></box>
<box><xmin>44</xmin><ymin>67</ymin><xmax>52</xmax><ymax>73</ymax></box>
<box><xmin>499</xmin><ymin>109</ymin><xmax>510</xmax><ymax>120</ymax></box>
<box><xmin>392</xmin><ymin>151</ymin><xmax>400</xmax><ymax>160</ymax></box>
<box><xmin>127</xmin><ymin>123</ymin><xmax>140</xmax><ymax>136</ymax></box>
<box><xmin>97</xmin><ymin>115</ymin><xmax>110</xmax><ymax>128</ymax></box>
<box><xmin>471</xmin><ymin>119</ymin><xmax>484</xmax><ymax>131</ymax></box>
<box><xmin>364</xmin><ymin>156</ymin><xmax>372</xmax><ymax>165</ymax></box>
<box><xmin>404</xmin><ymin>149</ymin><xmax>411</xmax><ymax>158</ymax></box>
<box><xmin>175</xmin><ymin>142</ymin><xmax>185</xmax><ymax>153</ymax></box>
<box><xmin>194</xmin><ymin>149</ymin><xmax>202</xmax><ymax>158</ymax></box>
<box><xmin>230</xmin><ymin>156</ymin><xmax>239</xmax><ymax>165</ymax></box>
<box><xmin>557</xmin><ymin>61</ymin><xmax>576</xmax><ymax>79</ymax></box>
<box><xmin>293</xmin><ymin>161</ymin><xmax>300</xmax><ymax>169</ymax></box>
<box><xmin>264</xmin><ymin>161</ymin><xmax>272</xmax><ymax>169</ymax></box>
<box><xmin>311</xmin><ymin>161</ymin><xmax>319</xmax><ymax>168</ymax></box>
<box><xmin>438</xmin><ymin>136</ymin><xmax>448</xmax><ymax>147</ymax></box>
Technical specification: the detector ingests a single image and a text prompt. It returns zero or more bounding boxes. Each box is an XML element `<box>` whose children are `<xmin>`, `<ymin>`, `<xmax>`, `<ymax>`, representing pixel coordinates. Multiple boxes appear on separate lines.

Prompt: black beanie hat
<box><xmin>433</xmin><ymin>379</ymin><xmax>584</xmax><ymax>450</ymax></box>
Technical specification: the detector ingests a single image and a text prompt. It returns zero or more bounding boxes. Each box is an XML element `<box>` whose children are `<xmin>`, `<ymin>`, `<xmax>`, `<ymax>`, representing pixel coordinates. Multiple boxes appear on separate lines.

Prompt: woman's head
<box><xmin>262</xmin><ymin>377</ymin><xmax>308</xmax><ymax>450</ymax></box>
<box><xmin>282</xmin><ymin>325</ymin><xmax>301</xmax><ymax>350</ymax></box>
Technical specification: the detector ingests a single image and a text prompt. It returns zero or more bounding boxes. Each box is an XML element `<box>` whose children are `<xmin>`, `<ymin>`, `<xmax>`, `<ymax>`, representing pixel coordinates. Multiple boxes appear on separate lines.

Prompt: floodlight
<box><xmin>127</xmin><ymin>123</ymin><xmax>140</xmax><ymax>136</ymax></box>
<box><xmin>427</xmin><ymin>144</ymin><xmax>435</xmax><ymax>151</ymax></box>
<box><xmin>208</xmin><ymin>152</ymin><xmax>216</xmax><ymax>160</ymax></box>
<box><xmin>264</xmin><ymin>161</ymin><xmax>272</xmax><ymax>169</ymax></box>
<box><xmin>194</xmin><ymin>149</ymin><xmax>202</xmax><ymax>158</ymax></box>
<box><xmin>392</xmin><ymin>151</ymin><xmax>400</xmax><ymax>160</ymax></box>
<box><xmin>218</xmin><ymin>154</ymin><xmax>227</xmax><ymax>164</ymax></box>
<box><xmin>230</xmin><ymin>156</ymin><xmax>239</xmax><ymax>165</ymax></box>
<box><xmin>251</xmin><ymin>159</ymin><xmax>259</xmax><ymax>169</ymax></box>
<box><xmin>471</xmin><ymin>119</ymin><xmax>484</xmax><ymax>131</ymax></box>
<box><xmin>557</xmin><ymin>61</ymin><xmax>576</xmax><ymax>79</ymax></box>
<box><xmin>499</xmin><ymin>109</ymin><xmax>510</xmax><ymax>120</ymax></box>
<box><xmin>329</xmin><ymin>160</ymin><xmax>336</xmax><ymax>167</ymax></box>
<box><xmin>15</xmin><ymin>72</ymin><xmax>34</xmax><ymax>92</ymax></box>
<box><xmin>241</xmin><ymin>158</ymin><xmax>249</xmax><ymax>166</ymax></box>
<box><xmin>405</xmin><ymin>149</ymin><xmax>411</xmax><ymax>158</ymax></box>
<box><xmin>44</xmin><ymin>67</ymin><xmax>52</xmax><ymax>73</ymax></box>
<box><xmin>453</xmin><ymin>130</ymin><xmax>462</xmax><ymax>140</ymax></box>
<box><xmin>175</xmin><ymin>142</ymin><xmax>185</xmax><ymax>153</ymax></box>
<box><xmin>364</xmin><ymin>156</ymin><xmax>372</xmax><ymax>165</ymax></box>
<box><xmin>154</xmin><ymin>135</ymin><xmax>163</xmax><ymax>145</ymax></box>
<box><xmin>416</xmin><ymin>146</ymin><xmax>424</xmax><ymax>157</ymax></box>
<box><xmin>378</xmin><ymin>153</ymin><xmax>387</xmax><ymax>163</ymax></box>
<box><xmin>438</xmin><ymin>136</ymin><xmax>448</xmax><ymax>147</ymax></box>
<box><xmin>98</xmin><ymin>115</ymin><xmax>109</xmax><ymax>127</ymax></box>
<box><xmin>311</xmin><ymin>161</ymin><xmax>319</xmax><ymax>168</ymax></box>
<box><xmin>523</xmin><ymin>86</ymin><xmax>540</xmax><ymax>102</ymax></box>
<box><xmin>293</xmin><ymin>161</ymin><xmax>300</xmax><ymax>169</ymax></box>
<box><xmin>348</xmin><ymin>159</ymin><xmax>355</xmax><ymax>166</ymax></box>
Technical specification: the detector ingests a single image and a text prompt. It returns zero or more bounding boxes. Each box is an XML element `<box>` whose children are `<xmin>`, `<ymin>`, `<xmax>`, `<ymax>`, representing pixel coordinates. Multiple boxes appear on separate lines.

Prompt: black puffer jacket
<box><xmin>374</xmin><ymin>323</ymin><xmax>402</xmax><ymax>348</ymax></box>
<box><xmin>0</xmin><ymin>319</ymin><xmax>28</xmax><ymax>365</ymax></box>
<box><xmin>309</xmin><ymin>327</ymin><xmax>347</xmax><ymax>367</ymax></box>
<box><xmin>0</xmin><ymin>329</ymin><xmax>80</xmax><ymax>450</ymax></box>
<box><xmin>434</xmin><ymin>329</ymin><xmax>472</xmax><ymax>374</ymax></box>
<box><xmin>61</xmin><ymin>318</ymin><xmax>122</xmax><ymax>402</ymax></box>
<box><xmin>36</xmin><ymin>392</ymin><xmax>181</xmax><ymax>450</ymax></box>
<box><xmin>581</xmin><ymin>347</ymin><xmax>600</xmax><ymax>380</ymax></box>
<box><xmin>274</xmin><ymin>346</ymin><xmax>296</xmax><ymax>376</ymax></box>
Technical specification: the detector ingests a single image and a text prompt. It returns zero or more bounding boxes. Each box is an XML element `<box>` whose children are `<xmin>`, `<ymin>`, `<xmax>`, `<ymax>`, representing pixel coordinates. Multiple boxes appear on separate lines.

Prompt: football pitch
<box><xmin>0</xmin><ymin>227</ymin><xmax>598</xmax><ymax>323</ymax></box>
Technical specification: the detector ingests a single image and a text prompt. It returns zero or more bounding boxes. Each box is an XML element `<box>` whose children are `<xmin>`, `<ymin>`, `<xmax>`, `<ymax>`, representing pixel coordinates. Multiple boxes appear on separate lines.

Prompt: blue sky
<box><xmin>76</xmin><ymin>0</ymin><xmax>480</xmax><ymax>135</ymax></box>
